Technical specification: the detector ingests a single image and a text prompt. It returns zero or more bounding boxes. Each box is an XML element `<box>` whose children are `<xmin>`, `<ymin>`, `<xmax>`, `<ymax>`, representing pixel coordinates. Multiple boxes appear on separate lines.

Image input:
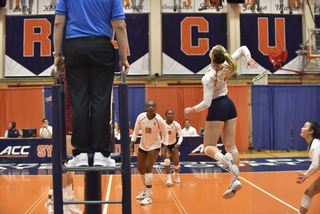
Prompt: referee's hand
<box><xmin>119</xmin><ymin>60</ymin><xmax>130</xmax><ymax>75</ymax></box>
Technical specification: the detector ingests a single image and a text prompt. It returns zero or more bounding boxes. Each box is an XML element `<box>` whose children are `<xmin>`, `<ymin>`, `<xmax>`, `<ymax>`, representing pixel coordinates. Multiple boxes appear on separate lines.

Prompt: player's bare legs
<box><xmin>221</xmin><ymin>118</ymin><xmax>239</xmax><ymax>167</ymax></box>
<box><xmin>203</xmin><ymin>121</ymin><xmax>224</xmax><ymax>159</ymax></box>
<box><xmin>136</xmin><ymin>149</ymin><xmax>159</xmax><ymax>204</ymax></box>
<box><xmin>203</xmin><ymin>119</ymin><xmax>241</xmax><ymax>199</ymax></box>
<box><xmin>299</xmin><ymin>176</ymin><xmax>320</xmax><ymax>214</ymax></box>
<box><xmin>171</xmin><ymin>148</ymin><xmax>180</xmax><ymax>182</ymax></box>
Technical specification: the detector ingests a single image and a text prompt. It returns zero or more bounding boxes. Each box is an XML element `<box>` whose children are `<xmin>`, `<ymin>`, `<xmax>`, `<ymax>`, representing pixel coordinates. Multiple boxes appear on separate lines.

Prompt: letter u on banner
<box><xmin>258</xmin><ymin>18</ymin><xmax>286</xmax><ymax>55</ymax></box>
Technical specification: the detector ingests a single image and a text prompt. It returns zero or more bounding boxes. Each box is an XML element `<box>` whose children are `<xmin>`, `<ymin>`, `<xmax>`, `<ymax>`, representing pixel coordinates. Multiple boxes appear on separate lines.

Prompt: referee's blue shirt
<box><xmin>55</xmin><ymin>0</ymin><xmax>125</xmax><ymax>39</ymax></box>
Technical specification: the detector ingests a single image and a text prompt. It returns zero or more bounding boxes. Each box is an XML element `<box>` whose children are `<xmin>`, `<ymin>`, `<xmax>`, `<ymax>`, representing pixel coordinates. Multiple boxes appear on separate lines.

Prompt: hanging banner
<box><xmin>315</xmin><ymin>1</ymin><xmax>320</xmax><ymax>15</ymax></box>
<box><xmin>240</xmin><ymin>14</ymin><xmax>303</xmax><ymax>74</ymax></box>
<box><xmin>5</xmin><ymin>14</ymin><xmax>149</xmax><ymax>77</ymax></box>
<box><xmin>5</xmin><ymin>15</ymin><xmax>56</xmax><ymax>77</ymax></box>
<box><xmin>38</xmin><ymin>0</ymin><xmax>59</xmax><ymax>15</ymax></box>
<box><xmin>162</xmin><ymin>13</ymin><xmax>227</xmax><ymax>75</ymax></box>
<box><xmin>5</xmin><ymin>0</ymin><xmax>38</xmax><ymax>15</ymax></box>
<box><xmin>121</xmin><ymin>0</ymin><xmax>151</xmax><ymax>13</ymax></box>
<box><xmin>240</xmin><ymin>0</ymin><xmax>303</xmax><ymax>14</ymax></box>
<box><xmin>162</xmin><ymin>0</ymin><xmax>195</xmax><ymax>13</ymax></box>
<box><xmin>194</xmin><ymin>0</ymin><xmax>228</xmax><ymax>13</ymax></box>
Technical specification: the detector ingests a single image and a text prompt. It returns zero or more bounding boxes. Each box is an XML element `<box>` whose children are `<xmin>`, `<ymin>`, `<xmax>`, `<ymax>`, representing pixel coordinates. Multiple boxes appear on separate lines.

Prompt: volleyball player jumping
<box><xmin>184</xmin><ymin>45</ymin><xmax>258</xmax><ymax>199</ymax></box>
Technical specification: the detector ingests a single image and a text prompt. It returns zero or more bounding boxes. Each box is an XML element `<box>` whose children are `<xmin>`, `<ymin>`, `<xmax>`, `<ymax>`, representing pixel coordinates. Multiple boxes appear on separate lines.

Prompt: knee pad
<box><xmin>225</xmin><ymin>145</ymin><xmax>238</xmax><ymax>154</ymax></box>
<box><xmin>164</xmin><ymin>159</ymin><xmax>170</xmax><ymax>166</ymax></box>
<box><xmin>301</xmin><ymin>194</ymin><xmax>312</xmax><ymax>209</ymax></box>
<box><xmin>174</xmin><ymin>164</ymin><xmax>180</xmax><ymax>170</ymax></box>
<box><xmin>145</xmin><ymin>173</ymin><xmax>153</xmax><ymax>186</ymax></box>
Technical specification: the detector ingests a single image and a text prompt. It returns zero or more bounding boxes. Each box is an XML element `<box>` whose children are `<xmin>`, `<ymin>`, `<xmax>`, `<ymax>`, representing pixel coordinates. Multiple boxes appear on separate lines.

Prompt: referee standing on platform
<box><xmin>53</xmin><ymin>0</ymin><xmax>129</xmax><ymax>167</ymax></box>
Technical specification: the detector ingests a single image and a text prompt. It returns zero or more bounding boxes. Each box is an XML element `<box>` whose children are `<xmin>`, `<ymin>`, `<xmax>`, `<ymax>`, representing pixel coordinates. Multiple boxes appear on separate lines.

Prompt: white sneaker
<box><xmin>166</xmin><ymin>176</ymin><xmax>173</xmax><ymax>187</ymax></box>
<box><xmin>136</xmin><ymin>190</ymin><xmax>153</xmax><ymax>200</ymax></box>
<box><xmin>222</xmin><ymin>153</ymin><xmax>239</xmax><ymax>178</ymax></box>
<box><xmin>174</xmin><ymin>173</ymin><xmax>180</xmax><ymax>183</ymax></box>
<box><xmin>67</xmin><ymin>153</ymin><xmax>88</xmax><ymax>167</ymax></box>
<box><xmin>222</xmin><ymin>179</ymin><xmax>242</xmax><ymax>199</ymax></box>
<box><xmin>140</xmin><ymin>196</ymin><xmax>152</xmax><ymax>205</ymax></box>
<box><xmin>136</xmin><ymin>191</ymin><xmax>146</xmax><ymax>200</ymax></box>
<box><xmin>68</xmin><ymin>197</ymin><xmax>82</xmax><ymax>214</ymax></box>
<box><xmin>45</xmin><ymin>199</ymin><xmax>54</xmax><ymax>214</ymax></box>
<box><xmin>93</xmin><ymin>152</ymin><xmax>116</xmax><ymax>167</ymax></box>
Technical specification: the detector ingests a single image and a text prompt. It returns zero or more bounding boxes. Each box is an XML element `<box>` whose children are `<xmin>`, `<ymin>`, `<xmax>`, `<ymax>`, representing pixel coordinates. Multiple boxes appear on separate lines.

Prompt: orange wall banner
<box><xmin>147</xmin><ymin>85</ymin><xmax>249</xmax><ymax>152</ymax></box>
<box><xmin>0</xmin><ymin>87</ymin><xmax>43</xmax><ymax>138</ymax></box>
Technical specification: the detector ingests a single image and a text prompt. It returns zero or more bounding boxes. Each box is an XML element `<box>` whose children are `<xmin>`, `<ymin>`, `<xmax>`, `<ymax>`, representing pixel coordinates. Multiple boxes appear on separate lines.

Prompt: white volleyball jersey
<box><xmin>194</xmin><ymin>46</ymin><xmax>251</xmax><ymax>112</ymax></box>
<box><xmin>131</xmin><ymin>113</ymin><xmax>168</xmax><ymax>151</ymax></box>
<box><xmin>165</xmin><ymin>121</ymin><xmax>183</xmax><ymax>145</ymax></box>
<box><xmin>305</xmin><ymin>138</ymin><xmax>320</xmax><ymax>177</ymax></box>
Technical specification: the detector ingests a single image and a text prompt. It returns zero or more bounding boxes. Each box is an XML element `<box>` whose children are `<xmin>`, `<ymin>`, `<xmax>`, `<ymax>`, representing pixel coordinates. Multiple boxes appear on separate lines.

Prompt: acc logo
<box><xmin>0</xmin><ymin>146</ymin><xmax>31</xmax><ymax>156</ymax></box>
<box><xmin>189</xmin><ymin>143</ymin><xmax>224</xmax><ymax>156</ymax></box>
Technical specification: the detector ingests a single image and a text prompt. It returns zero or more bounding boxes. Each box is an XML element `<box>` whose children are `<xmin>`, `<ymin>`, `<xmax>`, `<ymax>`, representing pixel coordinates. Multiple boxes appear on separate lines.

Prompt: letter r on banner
<box><xmin>24</xmin><ymin>19</ymin><xmax>52</xmax><ymax>57</ymax></box>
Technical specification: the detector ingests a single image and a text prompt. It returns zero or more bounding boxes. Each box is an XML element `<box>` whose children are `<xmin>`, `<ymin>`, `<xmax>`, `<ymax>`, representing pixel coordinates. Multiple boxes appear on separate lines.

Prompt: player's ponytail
<box><xmin>224</xmin><ymin>53</ymin><xmax>237</xmax><ymax>77</ymax></box>
<box><xmin>211</xmin><ymin>45</ymin><xmax>237</xmax><ymax>78</ymax></box>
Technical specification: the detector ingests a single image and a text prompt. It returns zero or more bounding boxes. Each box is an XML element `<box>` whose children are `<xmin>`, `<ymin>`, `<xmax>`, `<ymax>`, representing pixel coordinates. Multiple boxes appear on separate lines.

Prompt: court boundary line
<box><xmin>155</xmin><ymin>163</ymin><xmax>187</xmax><ymax>214</ymax></box>
<box><xmin>239</xmin><ymin>176</ymin><xmax>299</xmax><ymax>212</ymax></box>
<box><xmin>24</xmin><ymin>187</ymin><xmax>49</xmax><ymax>214</ymax></box>
<box><xmin>103</xmin><ymin>175</ymin><xmax>113</xmax><ymax>214</ymax></box>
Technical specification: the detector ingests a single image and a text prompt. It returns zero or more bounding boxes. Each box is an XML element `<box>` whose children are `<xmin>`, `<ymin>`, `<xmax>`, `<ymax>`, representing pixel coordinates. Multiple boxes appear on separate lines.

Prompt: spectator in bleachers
<box><xmin>181</xmin><ymin>119</ymin><xmax>198</xmax><ymax>136</ymax></box>
<box><xmin>4</xmin><ymin>121</ymin><xmax>22</xmax><ymax>138</ymax></box>
<box><xmin>39</xmin><ymin>118</ymin><xmax>53</xmax><ymax>138</ymax></box>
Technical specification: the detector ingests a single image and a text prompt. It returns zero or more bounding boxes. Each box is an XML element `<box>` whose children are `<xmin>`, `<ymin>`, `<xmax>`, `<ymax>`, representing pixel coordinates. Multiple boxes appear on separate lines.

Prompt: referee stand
<box><xmin>52</xmin><ymin>66</ymin><xmax>132</xmax><ymax>214</ymax></box>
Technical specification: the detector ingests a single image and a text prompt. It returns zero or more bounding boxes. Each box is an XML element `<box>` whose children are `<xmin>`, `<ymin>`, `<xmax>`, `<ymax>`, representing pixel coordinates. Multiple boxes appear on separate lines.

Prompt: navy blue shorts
<box><xmin>138</xmin><ymin>147</ymin><xmax>160</xmax><ymax>153</ymax></box>
<box><xmin>206</xmin><ymin>95</ymin><xmax>237</xmax><ymax>121</ymax></box>
<box><xmin>162</xmin><ymin>142</ymin><xmax>178</xmax><ymax>151</ymax></box>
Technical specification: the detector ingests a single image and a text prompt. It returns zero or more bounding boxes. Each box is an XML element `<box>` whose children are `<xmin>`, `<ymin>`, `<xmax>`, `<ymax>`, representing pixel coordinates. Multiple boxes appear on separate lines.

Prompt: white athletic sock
<box><xmin>48</xmin><ymin>189</ymin><xmax>53</xmax><ymax>195</ymax></box>
<box><xmin>232</xmin><ymin>173</ymin><xmax>237</xmax><ymax>181</ymax></box>
<box><xmin>62</xmin><ymin>188</ymin><xmax>67</xmax><ymax>200</ymax></box>
<box><xmin>48</xmin><ymin>189</ymin><xmax>53</xmax><ymax>200</ymax></box>
<box><xmin>145</xmin><ymin>188</ymin><xmax>152</xmax><ymax>197</ymax></box>
<box><xmin>66</xmin><ymin>184</ymin><xmax>73</xmax><ymax>200</ymax></box>
<box><xmin>214</xmin><ymin>152</ymin><xmax>223</xmax><ymax>163</ymax></box>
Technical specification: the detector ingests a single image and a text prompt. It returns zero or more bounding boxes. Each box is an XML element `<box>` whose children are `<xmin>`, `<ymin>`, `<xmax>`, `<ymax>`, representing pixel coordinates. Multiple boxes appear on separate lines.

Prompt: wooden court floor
<box><xmin>1</xmin><ymin>151</ymin><xmax>320</xmax><ymax>214</ymax></box>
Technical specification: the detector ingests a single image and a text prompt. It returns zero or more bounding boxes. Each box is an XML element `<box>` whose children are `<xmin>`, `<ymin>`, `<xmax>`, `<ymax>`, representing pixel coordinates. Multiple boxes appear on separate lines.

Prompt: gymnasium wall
<box><xmin>0</xmin><ymin>87</ymin><xmax>43</xmax><ymax>137</ymax></box>
<box><xmin>252</xmin><ymin>84</ymin><xmax>320</xmax><ymax>150</ymax></box>
<box><xmin>4</xmin><ymin>84</ymin><xmax>317</xmax><ymax>153</ymax></box>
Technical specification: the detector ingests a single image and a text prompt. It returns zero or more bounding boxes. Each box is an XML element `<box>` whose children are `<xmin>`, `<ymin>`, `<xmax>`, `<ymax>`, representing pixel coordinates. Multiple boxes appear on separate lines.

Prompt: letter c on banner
<box><xmin>181</xmin><ymin>17</ymin><xmax>209</xmax><ymax>55</ymax></box>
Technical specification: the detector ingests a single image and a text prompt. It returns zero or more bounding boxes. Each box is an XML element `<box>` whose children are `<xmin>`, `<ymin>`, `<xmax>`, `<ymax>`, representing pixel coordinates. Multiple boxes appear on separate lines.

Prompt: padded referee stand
<box><xmin>51</xmin><ymin>67</ymin><xmax>132</xmax><ymax>214</ymax></box>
